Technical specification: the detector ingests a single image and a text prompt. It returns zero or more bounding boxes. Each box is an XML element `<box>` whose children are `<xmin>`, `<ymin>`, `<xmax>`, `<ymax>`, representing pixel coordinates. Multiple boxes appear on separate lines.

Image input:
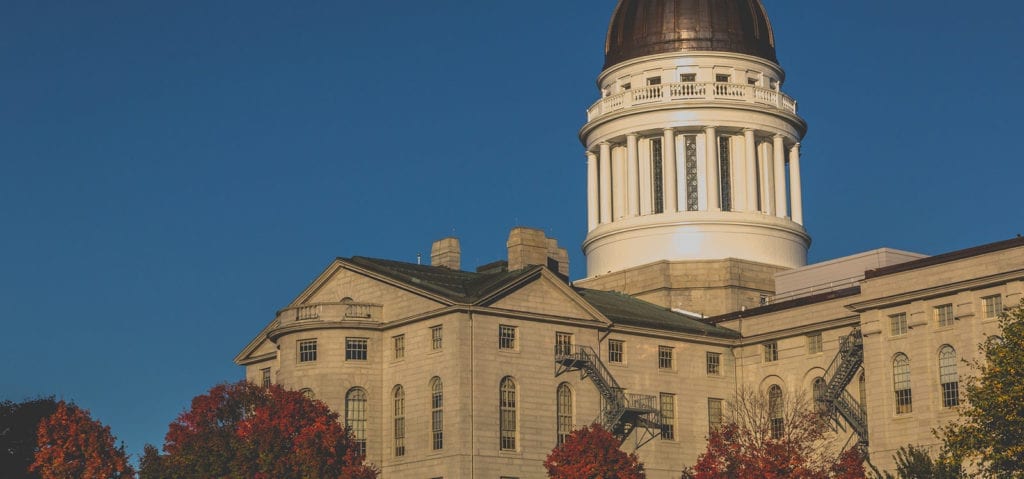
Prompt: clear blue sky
<box><xmin>1</xmin><ymin>0</ymin><xmax>1022</xmax><ymax>461</ymax></box>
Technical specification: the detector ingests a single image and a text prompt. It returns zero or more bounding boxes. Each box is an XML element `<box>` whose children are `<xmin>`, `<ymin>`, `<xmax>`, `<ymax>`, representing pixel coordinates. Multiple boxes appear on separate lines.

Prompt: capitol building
<box><xmin>235</xmin><ymin>1</ymin><xmax>1024</xmax><ymax>477</ymax></box>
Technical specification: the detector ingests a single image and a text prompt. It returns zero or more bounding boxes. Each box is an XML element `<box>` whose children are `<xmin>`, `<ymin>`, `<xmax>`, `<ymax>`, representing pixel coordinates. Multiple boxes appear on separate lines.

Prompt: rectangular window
<box><xmin>747</xmin><ymin>77</ymin><xmax>758</xmax><ymax>85</ymax></box>
<box><xmin>652</xmin><ymin>137</ymin><xmax>664</xmax><ymax>214</ymax></box>
<box><xmin>555</xmin><ymin>332</ymin><xmax>573</xmax><ymax>356</ymax></box>
<box><xmin>431</xmin><ymin>325</ymin><xmax>443</xmax><ymax>350</ymax></box>
<box><xmin>716</xmin><ymin>74</ymin><xmax>731</xmax><ymax>83</ymax></box>
<box><xmin>680</xmin><ymin>73</ymin><xmax>696</xmax><ymax>82</ymax></box>
<box><xmin>658</xmin><ymin>346</ymin><xmax>674</xmax><ymax>369</ymax></box>
<box><xmin>298</xmin><ymin>339</ymin><xmax>317</xmax><ymax>363</ymax></box>
<box><xmin>763</xmin><ymin>342</ymin><xmax>778</xmax><ymax>362</ymax></box>
<box><xmin>983</xmin><ymin>295</ymin><xmax>1003</xmax><ymax>318</ymax></box>
<box><xmin>706</xmin><ymin>352</ymin><xmax>721</xmax><ymax>376</ymax></box>
<box><xmin>608</xmin><ymin>340</ymin><xmax>624</xmax><ymax>364</ymax></box>
<box><xmin>393</xmin><ymin>334</ymin><xmax>405</xmax><ymax>359</ymax></box>
<box><xmin>622</xmin><ymin>82</ymin><xmax>631</xmax><ymax>91</ymax></box>
<box><xmin>346</xmin><ymin>338</ymin><xmax>368</xmax><ymax>361</ymax></box>
<box><xmin>261</xmin><ymin>368</ymin><xmax>271</xmax><ymax>387</ymax></box>
<box><xmin>685</xmin><ymin>136</ymin><xmax>699</xmax><ymax>211</ymax></box>
<box><xmin>719</xmin><ymin>136</ymin><xmax>732</xmax><ymax>211</ymax></box>
<box><xmin>660</xmin><ymin>393</ymin><xmax>675</xmax><ymax>440</ymax></box>
<box><xmin>935</xmin><ymin>304</ymin><xmax>954</xmax><ymax>327</ymax></box>
<box><xmin>890</xmin><ymin>313</ymin><xmax>908</xmax><ymax>336</ymax></box>
<box><xmin>807</xmin><ymin>333</ymin><xmax>823</xmax><ymax>354</ymax></box>
<box><xmin>499</xmin><ymin>325</ymin><xmax>517</xmax><ymax>350</ymax></box>
<box><xmin>646</xmin><ymin>76</ymin><xmax>661</xmax><ymax>86</ymax></box>
<box><xmin>708</xmin><ymin>398</ymin><xmax>723</xmax><ymax>432</ymax></box>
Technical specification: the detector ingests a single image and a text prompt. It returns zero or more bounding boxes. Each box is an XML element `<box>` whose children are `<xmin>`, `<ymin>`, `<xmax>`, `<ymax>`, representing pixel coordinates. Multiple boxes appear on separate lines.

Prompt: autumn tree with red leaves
<box><xmin>139</xmin><ymin>381</ymin><xmax>376</xmax><ymax>479</ymax></box>
<box><xmin>30</xmin><ymin>401</ymin><xmax>134</xmax><ymax>479</ymax></box>
<box><xmin>686</xmin><ymin>387</ymin><xmax>864</xmax><ymax>479</ymax></box>
<box><xmin>544</xmin><ymin>424</ymin><xmax>644</xmax><ymax>479</ymax></box>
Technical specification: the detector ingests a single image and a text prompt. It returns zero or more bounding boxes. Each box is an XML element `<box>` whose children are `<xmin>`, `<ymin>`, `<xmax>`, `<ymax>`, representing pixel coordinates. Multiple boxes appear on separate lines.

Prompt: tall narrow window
<box><xmin>608</xmin><ymin>340</ymin><xmax>624</xmax><ymax>363</ymax></box>
<box><xmin>807</xmin><ymin>333</ymin><xmax>823</xmax><ymax>354</ymax></box>
<box><xmin>393</xmin><ymin>385</ymin><xmax>406</xmax><ymax>457</ymax></box>
<box><xmin>719</xmin><ymin>136</ymin><xmax>732</xmax><ymax>211</ymax></box>
<box><xmin>935</xmin><ymin>304</ymin><xmax>954</xmax><ymax>327</ymax></box>
<box><xmin>346</xmin><ymin>388</ymin><xmax>367</xmax><ymax>457</ymax></box>
<box><xmin>768</xmin><ymin>385</ymin><xmax>784</xmax><ymax>439</ymax></box>
<box><xmin>660</xmin><ymin>393</ymin><xmax>675</xmax><ymax>440</ymax></box>
<box><xmin>706</xmin><ymin>352</ymin><xmax>721</xmax><ymax>375</ymax></box>
<box><xmin>983</xmin><ymin>295</ymin><xmax>1003</xmax><ymax>318</ymax></box>
<box><xmin>555</xmin><ymin>332</ymin><xmax>573</xmax><ymax>356</ymax></box>
<box><xmin>812</xmin><ymin>377</ymin><xmax>827</xmax><ymax>413</ymax></box>
<box><xmin>763</xmin><ymin>342</ymin><xmax>778</xmax><ymax>362</ymax></box>
<box><xmin>556</xmin><ymin>383</ymin><xmax>573</xmax><ymax>445</ymax></box>
<box><xmin>652</xmin><ymin>138</ymin><xmax>664</xmax><ymax>214</ymax></box>
<box><xmin>890</xmin><ymin>313</ymin><xmax>908</xmax><ymax>336</ymax></box>
<box><xmin>939</xmin><ymin>345</ymin><xmax>959</xmax><ymax>407</ymax></box>
<box><xmin>500</xmin><ymin>377</ymin><xmax>517</xmax><ymax>451</ymax></box>
<box><xmin>431</xmin><ymin>325</ymin><xmax>443</xmax><ymax>350</ymax></box>
<box><xmin>393</xmin><ymin>334</ymin><xmax>405</xmax><ymax>359</ymax></box>
<box><xmin>708</xmin><ymin>398</ymin><xmax>723</xmax><ymax>432</ymax></box>
<box><xmin>261</xmin><ymin>368</ymin><xmax>271</xmax><ymax>387</ymax></box>
<box><xmin>859</xmin><ymin>372</ymin><xmax>867</xmax><ymax>409</ymax></box>
<box><xmin>894</xmin><ymin>353</ymin><xmax>912</xmax><ymax>414</ymax></box>
<box><xmin>684</xmin><ymin>136</ymin><xmax>699</xmax><ymax>211</ymax></box>
<box><xmin>430</xmin><ymin>377</ymin><xmax>443</xmax><ymax>450</ymax></box>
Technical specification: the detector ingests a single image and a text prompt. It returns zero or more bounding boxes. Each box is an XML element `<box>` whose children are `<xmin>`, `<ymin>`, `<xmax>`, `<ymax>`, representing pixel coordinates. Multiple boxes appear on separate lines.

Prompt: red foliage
<box><xmin>544</xmin><ymin>425</ymin><xmax>644</xmax><ymax>479</ymax></box>
<box><xmin>30</xmin><ymin>401</ymin><xmax>134</xmax><ymax>479</ymax></box>
<box><xmin>690</xmin><ymin>424</ymin><xmax>865</xmax><ymax>479</ymax></box>
<box><xmin>831</xmin><ymin>447</ymin><xmax>867</xmax><ymax>479</ymax></box>
<box><xmin>154</xmin><ymin>381</ymin><xmax>377</xmax><ymax>479</ymax></box>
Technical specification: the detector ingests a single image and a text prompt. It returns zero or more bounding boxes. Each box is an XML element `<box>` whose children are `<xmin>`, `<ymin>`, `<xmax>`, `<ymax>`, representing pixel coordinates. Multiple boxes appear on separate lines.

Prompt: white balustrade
<box><xmin>586</xmin><ymin>82</ymin><xmax>797</xmax><ymax>121</ymax></box>
<box><xmin>281</xmin><ymin>302</ymin><xmax>384</xmax><ymax>325</ymax></box>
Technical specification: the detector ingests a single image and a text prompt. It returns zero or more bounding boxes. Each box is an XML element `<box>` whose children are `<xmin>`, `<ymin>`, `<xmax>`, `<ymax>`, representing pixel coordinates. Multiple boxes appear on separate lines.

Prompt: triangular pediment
<box><xmin>481</xmin><ymin>268</ymin><xmax>610</xmax><ymax>324</ymax></box>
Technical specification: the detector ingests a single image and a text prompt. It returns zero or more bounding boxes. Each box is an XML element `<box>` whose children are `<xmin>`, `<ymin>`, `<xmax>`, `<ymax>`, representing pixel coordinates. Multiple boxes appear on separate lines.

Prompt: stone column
<box><xmin>790</xmin><ymin>143</ymin><xmax>803</xmax><ymax>225</ymax></box>
<box><xmin>705</xmin><ymin>126</ymin><xmax>720</xmax><ymax>211</ymax></box>
<box><xmin>586</xmin><ymin>151</ymin><xmax>599</xmax><ymax>230</ymax></box>
<box><xmin>663</xmin><ymin>128</ymin><xmax>678</xmax><ymax>213</ymax></box>
<box><xmin>626</xmin><ymin>134</ymin><xmax>639</xmax><ymax>217</ymax></box>
<box><xmin>773</xmin><ymin>135</ymin><xmax>787</xmax><ymax>218</ymax></box>
<box><xmin>599</xmin><ymin>142</ymin><xmax>612</xmax><ymax>224</ymax></box>
<box><xmin>744</xmin><ymin>129</ymin><xmax>758</xmax><ymax>212</ymax></box>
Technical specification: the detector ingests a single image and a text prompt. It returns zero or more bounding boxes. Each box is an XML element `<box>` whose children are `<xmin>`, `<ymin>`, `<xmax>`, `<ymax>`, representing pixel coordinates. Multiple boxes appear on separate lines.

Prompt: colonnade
<box><xmin>586</xmin><ymin>128</ymin><xmax>803</xmax><ymax>231</ymax></box>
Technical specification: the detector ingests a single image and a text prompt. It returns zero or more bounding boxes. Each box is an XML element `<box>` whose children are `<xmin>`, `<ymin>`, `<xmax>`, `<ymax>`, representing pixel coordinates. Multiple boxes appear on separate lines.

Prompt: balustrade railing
<box><xmin>281</xmin><ymin>302</ymin><xmax>384</xmax><ymax>324</ymax></box>
<box><xmin>586</xmin><ymin>81</ymin><xmax>798</xmax><ymax>121</ymax></box>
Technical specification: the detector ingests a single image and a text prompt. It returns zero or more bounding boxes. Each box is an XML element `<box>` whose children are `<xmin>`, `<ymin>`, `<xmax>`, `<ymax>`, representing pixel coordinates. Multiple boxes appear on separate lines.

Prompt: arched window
<box><xmin>500</xmin><ymin>377</ymin><xmax>517</xmax><ymax>451</ymax></box>
<box><xmin>556</xmin><ymin>383</ymin><xmax>573</xmax><ymax>445</ymax></box>
<box><xmin>430</xmin><ymin>377</ymin><xmax>443</xmax><ymax>450</ymax></box>
<box><xmin>939</xmin><ymin>346</ymin><xmax>959</xmax><ymax>408</ymax></box>
<box><xmin>893</xmin><ymin>353</ymin><xmax>912</xmax><ymax>414</ymax></box>
<box><xmin>768</xmin><ymin>385</ymin><xmax>783</xmax><ymax>439</ymax></box>
<box><xmin>812</xmin><ymin>377</ymin><xmax>827</xmax><ymax>413</ymax></box>
<box><xmin>393</xmin><ymin>385</ymin><xmax>405</xmax><ymax>457</ymax></box>
<box><xmin>346</xmin><ymin>388</ymin><xmax>367</xmax><ymax>456</ymax></box>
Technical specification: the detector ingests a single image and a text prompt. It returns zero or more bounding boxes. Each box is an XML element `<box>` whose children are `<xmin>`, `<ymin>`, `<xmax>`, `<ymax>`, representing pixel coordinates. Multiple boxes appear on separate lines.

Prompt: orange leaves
<box><xmin>30</xmin><ymin>402</ymin><xmax>134</xmax><ymax>479</ymax></box>
<box><xmin>543</xmin><ymin>425</ymin><xmax>644</xmax><ymax>479</ymax></box>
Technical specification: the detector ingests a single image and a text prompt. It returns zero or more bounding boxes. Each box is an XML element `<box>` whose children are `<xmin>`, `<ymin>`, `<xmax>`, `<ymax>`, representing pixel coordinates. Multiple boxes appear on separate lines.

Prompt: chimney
<box><xmin>506</xmin><ymin>227</ymin><xmax>569</xmax><ymax>277</ymax></box>
<box><xmin>546</xmin><ymin>238</ymin><xmax>569</xmax><ymax>277</ymax></box>
<box><xmin>431</xmin><ymin>237</ymin><xmax>461</xmax><ymax>270</ymax></box>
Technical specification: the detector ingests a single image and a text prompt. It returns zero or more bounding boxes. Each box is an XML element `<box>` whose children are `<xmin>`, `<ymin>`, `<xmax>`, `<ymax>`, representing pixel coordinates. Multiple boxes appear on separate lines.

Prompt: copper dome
<box><xmin>604</xmin><ymin>0</ymin><xmax>777</xmax><ymax>69</ymax></box>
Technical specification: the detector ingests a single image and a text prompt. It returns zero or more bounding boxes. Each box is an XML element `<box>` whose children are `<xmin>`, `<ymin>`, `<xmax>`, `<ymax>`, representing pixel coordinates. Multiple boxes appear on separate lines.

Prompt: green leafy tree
<box><xmin>544</xmin><ymin>424</ymin><xmax>644</xmax><ymax>479</ymax></box>
<box><xmin>30</xmin><ymin>401</ymin><xmax>134</xmax><ymax>479</ymax></box>
<box><xmin>880</xmin><ymin>445</ymin><xmax>962</xmax><ymax>479</ymax></box>
<box><xmin>940</xmin><ymin>300</ymin><xmax>1024</xmax><ymax>477</ymax></box>
<box><xmin>140</xmin><ymin>381</ymin><xmax>377</xmax><ymax>479</ymax></box>
<box><xmin>0</xmin><ymin>397</ymin><xmax>59</xmax><ymax>479</ymax></box>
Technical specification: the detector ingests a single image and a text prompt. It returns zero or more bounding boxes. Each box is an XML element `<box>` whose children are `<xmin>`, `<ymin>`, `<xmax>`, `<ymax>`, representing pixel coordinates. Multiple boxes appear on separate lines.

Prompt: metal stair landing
<box><xmin>818</xmin><ymin>328</ymin><xmax>868</xmax><ymax>446</ymax></box>
<box><xmin>555</xmin><ymin>345</ymin><xmax>663</xmax><ymax>448</ymax></box>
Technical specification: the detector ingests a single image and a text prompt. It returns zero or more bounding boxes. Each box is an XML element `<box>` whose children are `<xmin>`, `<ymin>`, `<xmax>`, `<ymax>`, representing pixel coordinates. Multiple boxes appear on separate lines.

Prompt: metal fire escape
<box><xmin>818</xmin><ymin>328</ymin><xmax>868</xmax><ymax>446</ymax></box>
<box><xmin>555</xmin><ymin>345</ymin><xmax>663</xmax><ymax>448</ymax></box>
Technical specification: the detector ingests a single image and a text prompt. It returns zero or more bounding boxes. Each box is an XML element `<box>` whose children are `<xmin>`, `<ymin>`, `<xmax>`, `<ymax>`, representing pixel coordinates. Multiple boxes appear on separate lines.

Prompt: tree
<box><xmin>939</xmin><ymin>300</ymin><xmax>1024</xmax><ymax>477</ymax></box>
<box><xmin>30</xmin><ymin>401</ymin><xmax>134</xmax><ymax>479</ymax></box>
<box><xmin>544</xmin><ymin>424</ymin><xmax>644</xmax><ymax>479</ymax></box>
<box><xmin>140</xmin><ymin>381</ymin><xmax>377</xmax><ymax>479</ymax></box>
<box><xmin>880</xmin><ymin>445</ymin><xmax>962</xmax><ymax>479</ymax></box>
<box><xmin>687</xmin><ymin>387</ymin><xmax>863</xmax><ymax>479</ymax></box>
<box><xmin>0</xmin><ymin>396</ymin><xmax>58</xmax><ymax>479</ymax></box>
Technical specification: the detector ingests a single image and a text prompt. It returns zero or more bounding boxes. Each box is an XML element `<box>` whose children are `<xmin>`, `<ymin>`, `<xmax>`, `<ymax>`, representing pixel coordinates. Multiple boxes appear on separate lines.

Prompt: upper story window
<box><xmin>346</xmin><ymin>338</ymin><xmax>368</xmax><ymax>361</ymax></box>
<box><xmin>658</xmin><ymin>346</ymin><xmax>674</xmax><ymax>369</ymax></box>
<box><xmin>431</xmin><ymin>325</ymin><xmax>443</xmax><ymax>350</ymax></box>
<box><xmin>555</xmin><ymin>332</ymin><xmax>573</xmax><ymax>356</ymax></box>
<box><xmin>621</xmin><ymin>82</ymin><xmax>631</xmax><ymax>91</ymax></box>
<box><xmin>708</xmin><ymin>398</ymin><xmax>723</xmax><ymax>432</ymax></box>
<box><xmin>935</xmin><ymin>304</ymin><xmax>955</xmax><ymax>327</ymax></box>
<box><xmin>893</xmin><ymin>353</ymin><xmax>913</xmax><ymax>414</ymax></box>
<box><xmin>298</xmin><ymin>339</ymin><xmax>317</xmax><ymax>363</ymax></box>
<box><xmin>499</xmin><ymin>325</ymin><xmax>517</xmax><ymax>350</ymax></box>
<box><xmin>608</xmin><ymin>340</ymin><xmax>624</xmax><ymax>364</ymax></box>
<box><xmin>393</xmin><ymin>334</ymin><xmax>405</xmax><ymax>360</ymax></box>
<box><xmin>499</xmin><ymin>377</ymin><xmax>518</xmax><ymax>451</ymax></box>
<box><xmin>706</xmin><ymin>352</ymin><xmax>721</xmax><ymax>375</ymax></box>
<box><xmin>646</xmin><ymin>76</ymin><xmax>662</xmax><ymax>86</ymax></box>
<box><xmin>807</xmin><ymin>333</ymin><xmax>823</xmax><ymax>354</ymax></box>
<box><xmin>763</xmin><ymin>342</ymin><xmax>778</xmax><ymax>362</ymax></box>
<box><xmin>430</xmin><ymin>377</ymin><xmax>444</xmax><ymax>450</ymax></box>
<box><xmin>260</xmin><ymin>368</ymin><xmax>271</xmax><ymax>387</ymax></box>
<box><xmin>747</xmin><ymin>77</ymin><xmax>758</xmax><ymax>85</ymax></box>
<box><xmin>890</xmin><ymin>313</ymin><xmax>908</xmax><ymax>336</ymax></box>
<box><xmin>983</xmin><ymin>295</ymin><xmax>1003</xmax><ymax>318</ymax></box>
<box><xmin>680</xmin><ymin>73</ymin><xmax>696</xmax><ymax>82</ymax></box>
<box><xmin>715</xmin><ymin>74</ymin><xmax>731</xmax><ymax>83</ymax></box>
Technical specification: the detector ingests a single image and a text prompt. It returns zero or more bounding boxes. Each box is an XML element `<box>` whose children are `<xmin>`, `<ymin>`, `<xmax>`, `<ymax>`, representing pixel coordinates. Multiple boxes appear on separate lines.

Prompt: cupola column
<box><xmin>586</xmin><ymin>151</ymin><xmax>599</xmax><ymax>230</ymax></box>
<box><xmin>612</xmin><ymin>145</ymin><xmax>626</xmax><ymax>219</ymax></box>
<box><xmin>744</xmin><ymin>129</ymin><xmax>758</xmax><ymax>212</ymax></box>
<box><xmin>705</xmin><ymin>126</ymin><xmax>720</xmax><ymax>211</ymax></box>
<box><xmin>599</xmin><ymin>142</ymin><xmax>612</xmax><ymax>224</ymax></box>
<box><xmin>626</xmin><ymin>134</ymin><xmax>640</xmax><ymax>217</ymax></box>
<box><xmin>662</xmin><ymin>128</ymin><xmax>678</xmax><ymax>213</ymax></box>
<box><xmin>773</xmin><ymin>135</ymin><xmax>788</xmax><ymax>218</ymax></box>
<box><xmin>789</xmin><ymin>143</ymin><xmax>803</xmax><ymax>225</ymax></box>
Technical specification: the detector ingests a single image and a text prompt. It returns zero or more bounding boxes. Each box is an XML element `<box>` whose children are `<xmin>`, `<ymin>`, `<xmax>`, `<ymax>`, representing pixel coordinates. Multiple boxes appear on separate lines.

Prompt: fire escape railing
<box><xmin>818</xmin><ymin>328</ymin><xmax>868</xmax><ymax>446</ymax></box>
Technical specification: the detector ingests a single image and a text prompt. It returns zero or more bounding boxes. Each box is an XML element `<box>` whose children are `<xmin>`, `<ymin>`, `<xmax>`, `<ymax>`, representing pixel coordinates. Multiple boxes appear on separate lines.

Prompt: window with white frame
<box><xmin>430</xmin><ymin>377</ymin><xmax>443</xmax><ymax>450</ymax></box>
<box><xmin>346</xmin><ymin>338</ymin><xmax>368</xmax><ymax>361</ymax></box>
<box><xmin>608</xmin><ymin>340</ymin><xmax>624</xmax><ymax>364</ymax></box>
<box><xmin>500</xmin><ymin>377</ymin><xmax>517</xmax><ymax>451</ymax></box>
<box><xmin>646</xmin><ymin>76</ymin><xmax>662</xmax><ymax>86</ymax></box>
<box><xmin>983</xmin><ymin>295</ymin><xmax>1003</xmax><ymax>318</ymax></box>
<box><xmin>890</xmin><ymin>313</ymin><xmax>908</xmax><ymax>336</ymax></box>
<box><xmin>431</xmin><ymin>325</ymin><xmax>443</xmax><ymax>350</ymax></box>
<box><xmin>763</xmin><ymin>342</ymin><xmax>778</xmax><ymax>362</ymax></box>
<box><xmin>807</xmin><ymin>333</ymin><xmax>823</xmax><ymax>354</ymax></box>
<box><xmin>939</xmin><ymin>345</ymin><xmax>959</xmax><ymax>407</ymax></box>
<box><xmin>298</xmin><ymin>339</ymin><xmax>317</xmax><ymax>363</ymax></box>
<box><xmin>555</xmin><ymin>332</ymin><xmax>573</xmax><ymax>356</ymax></box>
<box><xmin>393</xmin><ymin>385</ymin><xmax>405</xmax><ymax>457</ymax></box>
<box><xmin>706</xmin><ymin>352</ymin><xmax>721</xmax><ymax>375</ymax></box>
<box><xmin>658</xmin><ymin>346</ymin><xmax>674</xmax><ymax>369</ymax></box>
<box><xmin>556</xmin><ymin>383</ymin><xmax>573</xmax><ymax>445</ymax></box>
<box><xmin>660</xmin><ymin>393</ymin><xmax>675</xmax><ymax>440</ymax></box>
<box><xmin>393</xmin><ymin>334</ymin><xmax>405</xmax><ymax>360</ymax></box>
<box><xmin>346</xmin><ymin>388</ymin><xmax>367</xmax><ymax>456</ymax></box>
<box><xmin>893</xmin><ymin>353</ymin><xmax>913</xmax><ymax>414</ymax></box>
<box><xmin>499</xmin><ymin>325</ymin><xmax>517</xmax><ymax>350</ymax></box>
<box><xmin>935</xmin><ymin>304</ymin><xmax>954</xmax><ymax>327</ymax></box>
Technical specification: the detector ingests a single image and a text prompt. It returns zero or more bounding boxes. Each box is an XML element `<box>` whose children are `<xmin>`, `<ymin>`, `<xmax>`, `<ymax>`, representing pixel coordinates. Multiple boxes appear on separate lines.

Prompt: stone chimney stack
<box><xmin>431</xmin><ymin>237</ymin><xmax>461</xmax><ymax>270</ymax></box>
<box><xmin>507</xmin><ymin>227</ymin><xmax>569</xmax><ymax>277</ymax></box>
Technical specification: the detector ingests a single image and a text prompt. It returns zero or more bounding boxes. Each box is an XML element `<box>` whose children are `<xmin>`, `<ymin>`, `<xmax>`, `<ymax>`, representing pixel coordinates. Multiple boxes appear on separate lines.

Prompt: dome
<box><xmin>604</xmin><ymin>0</ymin><xmax>777</xmax><ymax>69</ymax></box>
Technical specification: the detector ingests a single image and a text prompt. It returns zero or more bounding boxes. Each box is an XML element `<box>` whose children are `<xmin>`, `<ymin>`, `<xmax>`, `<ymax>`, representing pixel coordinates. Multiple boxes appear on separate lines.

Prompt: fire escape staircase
<box><xmin>555</xmin><ymin>345</ymin><xmax>663</xmax><ymax>448</ymax></box>
<box><xmin>818</xmin><ymin>328</ymin><xmax>868</xmax><ymax>446</ymax></box>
